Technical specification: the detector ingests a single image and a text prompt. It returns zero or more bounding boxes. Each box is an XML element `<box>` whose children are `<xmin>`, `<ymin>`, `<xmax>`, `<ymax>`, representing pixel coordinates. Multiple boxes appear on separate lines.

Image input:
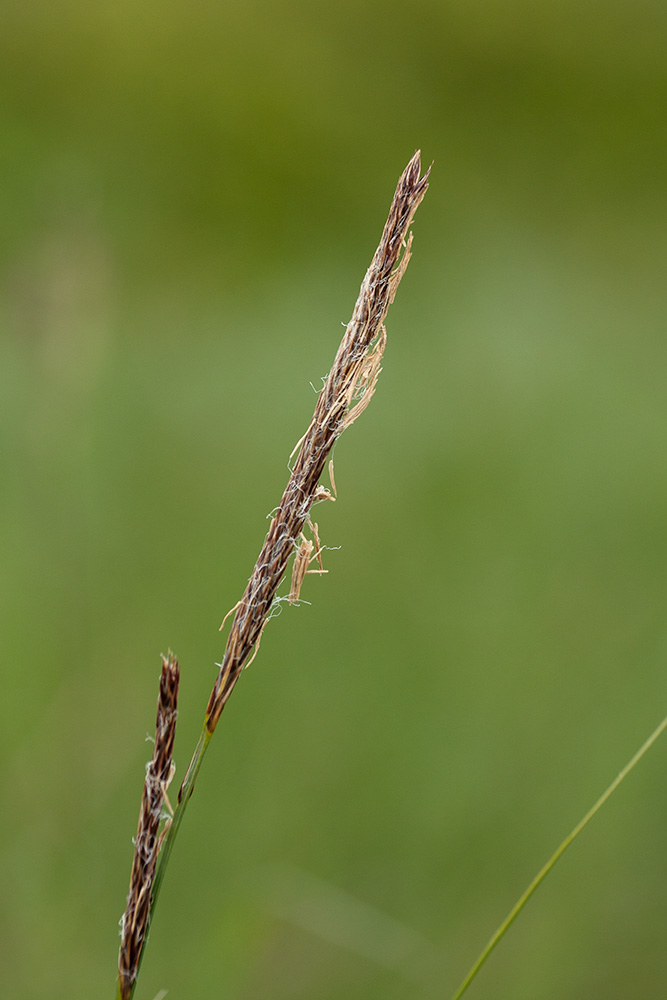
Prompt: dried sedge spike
<box><xmin>202</xmin><ymin>150</ymin><xmax>430</xmax><ymax>735</ymax></box>
<box><xmin>118</xmin><ymin>653</ymin><xmax>179</xmax><ymax>1000</ymax></box>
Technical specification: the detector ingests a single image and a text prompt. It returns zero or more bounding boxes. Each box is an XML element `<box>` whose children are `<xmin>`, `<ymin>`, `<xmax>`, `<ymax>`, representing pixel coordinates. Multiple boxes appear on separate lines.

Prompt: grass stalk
<box><xmin>450</xmin><ymin>711</ymin><xmax>667</xmax><ymax>1000</ymax></box>
<box><xmin>116</xmin><ymin>151</ymin><xmax>430</xmax><ymax>999</ymax></box>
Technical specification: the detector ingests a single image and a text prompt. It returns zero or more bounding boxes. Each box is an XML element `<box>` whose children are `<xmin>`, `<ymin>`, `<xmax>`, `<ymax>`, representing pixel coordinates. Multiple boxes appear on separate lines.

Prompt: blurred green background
<box><xmin>2</xmin><ymin>2</ymin><xmax>667</xmax><ymax>998</ymax></box>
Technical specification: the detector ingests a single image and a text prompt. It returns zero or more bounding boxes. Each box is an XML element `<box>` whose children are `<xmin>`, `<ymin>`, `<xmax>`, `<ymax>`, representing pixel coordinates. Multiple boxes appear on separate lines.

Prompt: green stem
<box><xmin>450</xmin><ymin>712</ymin><xmax>667</xmax><ymax>1000</ymax></box>
<box><xmin>151</xmin><ymin>725</ymin><xmax>212</xmax><ymax>912</ymax></box>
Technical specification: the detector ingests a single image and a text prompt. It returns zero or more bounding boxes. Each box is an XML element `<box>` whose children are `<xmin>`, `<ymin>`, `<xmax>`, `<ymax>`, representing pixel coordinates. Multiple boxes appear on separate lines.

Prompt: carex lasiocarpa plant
<box><xmin>116</xmin><ymin>151</ymin><xmax>431</xmax><ymax>1000</ymax></box>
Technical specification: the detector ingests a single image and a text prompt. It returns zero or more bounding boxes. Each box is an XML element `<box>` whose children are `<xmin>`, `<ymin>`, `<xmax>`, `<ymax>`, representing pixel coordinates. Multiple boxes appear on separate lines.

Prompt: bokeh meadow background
<box><xmin>2</xmin><ymin>2</ymin><xmax>667</xmax><ymax>998</ymax></box>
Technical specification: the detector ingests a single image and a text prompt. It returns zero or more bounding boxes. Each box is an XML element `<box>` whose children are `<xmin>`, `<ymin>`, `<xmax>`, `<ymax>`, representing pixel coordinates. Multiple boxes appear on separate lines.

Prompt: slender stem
<box><xmin>450</xmin><ymin>712</ymin><xmax>667</xmax><ymax>1000</ymax></box>
<box><xmin>152</xmin><ymin>726</ymin><xmax>212</xmax><ymax>910</ymax></box>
